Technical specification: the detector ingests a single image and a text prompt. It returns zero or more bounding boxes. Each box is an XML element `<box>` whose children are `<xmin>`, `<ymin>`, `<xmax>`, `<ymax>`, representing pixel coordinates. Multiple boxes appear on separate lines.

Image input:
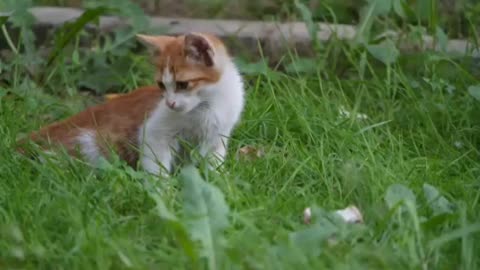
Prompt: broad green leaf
<box><xmin>83</xmin><ymin>0</ymin><xmax>149</xmax><ymax>58</ymax></box>
<box><xmin>408</xmin><ymin>25</ymin><xmax>428</xmax><ymax>44</ymax></box>
<box><xmin>393</xmin><ymin>0</ymin><xmax>406</xmax><ymax>18</ymax></box>
<box><xmin>46</xmin><ymin>7</ymin><xmax>110</xmax><ymax>67</ymax></box>
<box><xmin>429</xmin><ymin>0</ymin><xmax>439</xmax><ymax>32</ymax></box>
<box><xmin>0</xmin><ymin>0</ymin><xmax>36</xmax><ymax>56</ymax></box>
<box><xmin>468</xmin><ymin>85</ymin><xmax>480</xmax><ymax>101</ymax></box>
<box><xmin>78</xmin><ymin>54</ymin><xmax>130</xmax><ymax>94</ymax></box>
<box><xmin>179</xmin><ymin>165</ymin><xmax>230</xmax><ymax>270</ymax></box>
<box><xmin>0</xmin><ymin>0</ymin><xmax>34</xmax><ymax>28</ymax></box>
<box><xmin>284</xmin><ymin>58</ymin><xmax>318</xmax><ymax>74</ymax></box>
<box><xmin>354</xmin><ymin>0</ymin><xmax>401</xmax><ymax>44</ymax></box>
<box><xmin>235</xmin><ymin>58</ymin><xmax>269</xmax><ymax>75</ymax></box>
<box><xmin>366</xmin><ymin>39</ymin><xmax>399</xmax><ymax>65</ymax></box>
<box><xmin>369</xmin><ymin>0</ymin><xmax>392</xmax><ymax>15</ymax></box>
<box><xmin>415</xmin><ymin>0</ymin><xmax>438</xmax><ymax>31</ymax></box>
<box><xmin>429</xmin><ymin>223</ymin><xmax>480</xmax><ymax>249</ymax></box>
<box><xmin>289</xmin><ymin>207</ymin><xmax>341</xmax><ymax>256</ymax></box>
<box><xmin>78</xmin><ymin>65</ymin><xmax>123</xmax><ymax>94</ymax></box>
<box><xmin>289</xmin><ymin>225</ymin><xmax>336</xmax><ymax>257</ymax></box>
<box><xmin>104</xmin><ymin>28</ymin><xmax>137</xmax><ymax>54</ymax></box>
<box><xmin>355</xmin><ymin>3</ymin><xmax>377</xmax><ymax>44</ymax></box>
<box><xmin>421</xmin><ymin>213</ymin><xmax>455</xmax><ymax>231</ymax></box>
<box><xmin>435</xmin><ymin>26</ymin><xmax>448</xmax><ymax>52</ymax></box>
<box><xmin>141</xmin><ymin>174</ymin><xmax>198</xmax><ymax>261</ymax></box>
<box><xmin>85</xmin><ymin>0</ymin><xmax>149</xmax><ymax>31</ymax></box>
<box><xmin>0</xmin><ymin>11</ymin><xmax>12</xmax><ymax>27</ymax></box>
<box><xmin>0</xmin><ymin>12</ymin><xmax>13</xmax><ymax>55</ymax></box>
<box><xmin>385</xmin><ymin>183</ymin><xmax>416</xmax><ymax>211</ymax></box>
<box><xmin>423</xmin><ymin>184</ymin><xmax>455</xmax><ymax>216</ymax></box>
<box><xmin>290</xmin><ymin>206</ymin><xmax>363</xmax><ymax>258</ymax></box>
<box><xmin>415</xmin><ymin>0</ymin><xmax>431</xmax><ymax>21</ymax></box>
<box><xmin>294</xmin><ymin>0</ymin><xmax>320</xmax><ymax>49</ymax></box>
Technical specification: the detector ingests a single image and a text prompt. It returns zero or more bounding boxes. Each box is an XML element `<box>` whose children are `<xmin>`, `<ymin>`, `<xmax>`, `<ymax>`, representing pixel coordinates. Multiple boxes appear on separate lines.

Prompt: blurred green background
<box><xmin>34</xmin><ymin>0</ymin><xmax>480</xmax><ymax>38</ymax></box>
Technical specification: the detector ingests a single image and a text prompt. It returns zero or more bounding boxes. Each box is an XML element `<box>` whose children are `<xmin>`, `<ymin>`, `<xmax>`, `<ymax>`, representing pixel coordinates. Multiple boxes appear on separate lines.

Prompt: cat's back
<box><xmin>24</xmin><ymin>85</ymin><xmax>164</xmax><ymax>153</ymax></box>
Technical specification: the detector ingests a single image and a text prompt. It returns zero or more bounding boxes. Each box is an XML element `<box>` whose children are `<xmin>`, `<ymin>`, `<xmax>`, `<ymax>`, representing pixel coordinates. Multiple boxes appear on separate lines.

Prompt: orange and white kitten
<box><xmin>21</xmin><ymin>33</ymin><xmax>245</xmax><ymax>176</ymax></box>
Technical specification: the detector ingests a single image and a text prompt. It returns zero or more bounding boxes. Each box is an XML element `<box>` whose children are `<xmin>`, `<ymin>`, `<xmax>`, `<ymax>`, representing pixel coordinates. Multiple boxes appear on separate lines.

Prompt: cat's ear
<box><xmin>184</xmin><ymin>33</ymin><xmax>214</xmax><ymax>67</ymax></box>
<box><xmin>136</xmin><ymin>34</ymin><xmax>173</xmax><ymax>56</ymax></box>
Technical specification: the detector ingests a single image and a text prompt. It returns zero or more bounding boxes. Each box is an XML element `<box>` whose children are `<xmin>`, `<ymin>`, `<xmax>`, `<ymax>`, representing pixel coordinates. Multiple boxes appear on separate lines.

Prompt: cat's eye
<box><xmin>175</xmin><ymin>81</ymin><xmax>189</xmax><ymax>91</ymax></box>
<box><xmin>157</xmin><ymin>81</ymin><xmax>165</xmax><ymax>89</ymax></box>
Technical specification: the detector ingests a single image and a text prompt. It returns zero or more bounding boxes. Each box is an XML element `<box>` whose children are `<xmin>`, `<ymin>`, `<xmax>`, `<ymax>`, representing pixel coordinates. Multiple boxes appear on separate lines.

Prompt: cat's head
<box><xmin>137</xmin><ymin>32</ymin><xmax>227</xmax><ymax>114</ymax></box>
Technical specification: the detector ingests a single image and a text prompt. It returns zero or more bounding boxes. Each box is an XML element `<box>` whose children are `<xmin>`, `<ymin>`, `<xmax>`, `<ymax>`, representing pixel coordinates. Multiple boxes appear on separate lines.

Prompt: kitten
<box><xmin>19</xmin><ymin>32</ymin><xmax>245</xmax><ymax>176</ymax></box>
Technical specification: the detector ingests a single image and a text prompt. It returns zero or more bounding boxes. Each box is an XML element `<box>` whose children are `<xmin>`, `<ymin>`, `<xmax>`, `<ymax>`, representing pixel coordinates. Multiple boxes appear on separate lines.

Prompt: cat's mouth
<box><xmin>166</xmin><ymin>100</ymin><xmax>210</xmax><ymax>115</ymax></box>
<box><xmin>165</xmin><ymin>99</ymin><xmax>185</xmax><ymax>113</ymax></box>
<box><xmin>168</xmin><ymin>106</ymin><xmax>185</xmax><ymax>113</ymax></box>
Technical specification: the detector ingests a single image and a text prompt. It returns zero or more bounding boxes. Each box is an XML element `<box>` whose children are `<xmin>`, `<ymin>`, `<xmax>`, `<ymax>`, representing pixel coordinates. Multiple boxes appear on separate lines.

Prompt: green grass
<box><xmin>1</xmin><ymin>41</ymin><xmax>480</xmax><ymax>269</ymax></box>
<box><xmin>1</xmin><ymin>0</ymin><xmax>480</xmax><ymax>263</ymax></box>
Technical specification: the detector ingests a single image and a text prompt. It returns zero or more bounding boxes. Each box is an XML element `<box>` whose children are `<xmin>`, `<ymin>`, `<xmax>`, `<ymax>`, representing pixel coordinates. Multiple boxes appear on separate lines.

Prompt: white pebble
<box><xmin>334</xmin><ymin>205</ymin><xmax>363</xmax><ymax>224</ymax></box>
<box><xmin>303</xmin><ymin>207</ymin><xmax>312</xmax><ymax>224</ymax></box>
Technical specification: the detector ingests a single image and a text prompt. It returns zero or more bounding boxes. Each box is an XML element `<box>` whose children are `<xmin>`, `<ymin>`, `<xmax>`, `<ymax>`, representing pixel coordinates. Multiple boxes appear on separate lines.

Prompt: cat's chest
<box><xmin>178</xmin><ymin>110</ymin><xmax>219</xmax><ymax>140</ymax></box>
<box><xmin>150</xmin><ymin>107</ymin><xmax>220</xmax><ymax>141</ymax></box>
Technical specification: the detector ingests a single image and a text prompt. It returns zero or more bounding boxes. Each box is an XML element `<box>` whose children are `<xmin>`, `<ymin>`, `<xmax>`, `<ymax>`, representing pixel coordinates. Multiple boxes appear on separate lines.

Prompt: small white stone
<box><xmin>303</xmin><ymin>207</ymin><xmax>312</xmax><ymax>224</ymax></box>
<box><xmin>356</xmin><ymin>113</ymin><xmax>369</xmax><ymax>120</ymax></box>
<box><xmin>334</xmin><ymin>205</ymin><xmax>363</xmax><ymax>224</ymax></box>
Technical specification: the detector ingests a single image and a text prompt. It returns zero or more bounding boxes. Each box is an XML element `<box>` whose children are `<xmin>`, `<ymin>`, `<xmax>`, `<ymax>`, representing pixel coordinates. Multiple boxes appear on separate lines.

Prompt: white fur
<box><xmin>139</xmin><ymin>56</ymin><xmax>244</xmax><ymax>176</ymax></box>
<box><xmin>77</xmin><ymin>130</ymin><xmax>101</xmax><ymax>164</ymax></box>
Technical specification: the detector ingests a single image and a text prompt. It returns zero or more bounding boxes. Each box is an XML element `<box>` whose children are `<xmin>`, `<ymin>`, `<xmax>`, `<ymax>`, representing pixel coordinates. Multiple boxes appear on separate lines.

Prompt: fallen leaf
<box><xmin>237</xmin><ymin>145</ymin><xmax>265</xmax><ymax>160</ymax></box>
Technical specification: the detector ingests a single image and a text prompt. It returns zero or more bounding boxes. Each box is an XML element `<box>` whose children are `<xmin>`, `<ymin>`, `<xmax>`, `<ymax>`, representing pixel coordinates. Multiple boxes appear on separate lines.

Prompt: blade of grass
<box><xmin>45</xmin><ymin>6</ymin><xmax>110</xmax><ymax>68</ymax></box>
<box><xmin>0</xmin><ymin>12</ymin><xmax>17</xmax><ymax>54</ymax></box>
<box><xmin>429</xmin><ymin>223</ymin><xmax>480</xmax><ymax>250</ymax></box>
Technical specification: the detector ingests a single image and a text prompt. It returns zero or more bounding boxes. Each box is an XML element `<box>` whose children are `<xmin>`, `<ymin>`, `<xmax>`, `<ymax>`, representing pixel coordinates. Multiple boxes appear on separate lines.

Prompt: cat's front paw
<box><xmin>159</xmin><ymin>170</ymin><xmax>172</xmax><ymax>179</ymax></box>
<box><xmin>142</xmin><ymin>159</ymin><xmax>172</xmax><ymax>179</ymax></box>
<box><xmin>206</xmin><ymin>155</ymin><xmax>226</xmax><ymax>173</ymax></box>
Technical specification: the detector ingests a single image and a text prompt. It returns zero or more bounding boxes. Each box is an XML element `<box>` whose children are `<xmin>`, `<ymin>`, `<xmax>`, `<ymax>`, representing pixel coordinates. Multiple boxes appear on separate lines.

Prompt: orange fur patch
<box><xmin>140</xmin><ymin>33</ymin><xmax>224</xmax><ymax>92</ymax></box>
<box><xmin>20</xmin><ymin>86</ymin><xmax>163</xmax><ymax>166</ymax></box>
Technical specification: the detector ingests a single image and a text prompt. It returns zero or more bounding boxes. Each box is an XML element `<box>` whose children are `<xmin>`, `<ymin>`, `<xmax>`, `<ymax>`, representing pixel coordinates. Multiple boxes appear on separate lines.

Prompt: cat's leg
<box><xmin>141</xmin><ymin>138</ymin><xmax>178</xmax><ymax>177</ymax></box>
<box><xmin>212</xmin><ymin>137</ymin><xmax>227</xmax><ymax>166</ymax></box>
<box><xmin>141</xmin><ymin>157</ymin><xmax>163</xmax><ymax>176</ymax></box>
<box><xmin>199</xmin><ymin>136</ymin><xmax>227</xmax><ymax>170</ymax></box>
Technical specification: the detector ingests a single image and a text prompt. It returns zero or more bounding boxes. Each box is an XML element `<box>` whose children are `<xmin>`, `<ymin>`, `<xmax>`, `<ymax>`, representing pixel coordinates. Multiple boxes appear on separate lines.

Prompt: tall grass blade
<box><xmin>45</xmin><ymin>6</ymin><xmax>110</xmax><ymax>68</ymax></box>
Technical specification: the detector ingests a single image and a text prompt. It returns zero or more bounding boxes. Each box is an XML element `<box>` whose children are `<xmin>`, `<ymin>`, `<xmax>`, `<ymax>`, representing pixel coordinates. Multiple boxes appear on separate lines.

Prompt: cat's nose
<box><xmin>166</xmin><ymin>100</ymin><xmax>176</xmax><ymax>109</ymax></box>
